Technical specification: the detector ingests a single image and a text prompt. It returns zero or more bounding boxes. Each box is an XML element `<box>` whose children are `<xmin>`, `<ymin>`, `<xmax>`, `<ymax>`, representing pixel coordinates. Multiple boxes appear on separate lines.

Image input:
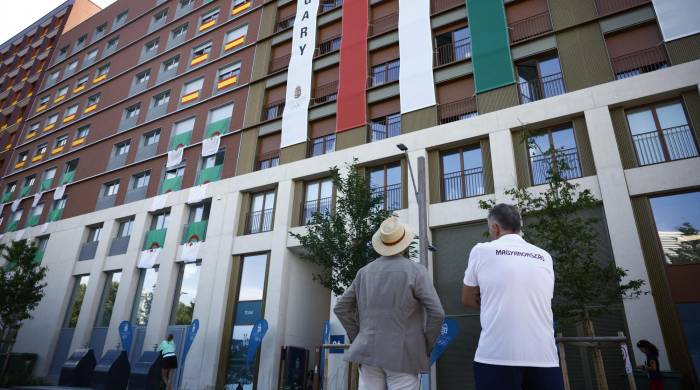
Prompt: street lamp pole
<box><xmin>397</xmin><ymin>144</ymin><xmax>433</xmax><ymax>268</ymax></box>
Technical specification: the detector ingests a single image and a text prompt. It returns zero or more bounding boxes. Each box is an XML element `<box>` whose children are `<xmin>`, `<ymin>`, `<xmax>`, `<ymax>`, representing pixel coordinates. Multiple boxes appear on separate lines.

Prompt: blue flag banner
<box><xmin>430</xmin><ymin>318</ymin><xmax>459</xmax><ymax>364</ymax></box>
<box><xmin>119</xmin><ymin>321</ymin><xmax>132</xmax><ymax>354</ymax></box>
<box><xmin>182</xmin><ymin>319</ymin><xmax>200</xmax><ymax>362</ymax></box>
<box><xmin>245</xmin><ymin>319</ymin><xmax>268</xmax><ymax>369</ymax></box>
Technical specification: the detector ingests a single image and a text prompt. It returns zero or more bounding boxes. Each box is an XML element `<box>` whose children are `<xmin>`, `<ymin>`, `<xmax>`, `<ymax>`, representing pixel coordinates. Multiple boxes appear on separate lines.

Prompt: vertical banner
<box><xmin>245</xmin><ymin>319</ymin><xmax>269</xmax><ymax>369</ymax></box>
<box><xmin>430</xmin><ymin>318</ymin><xmax>459</xmax><ymax>364</ymax></box>
<box><xmin>336</xmin><ymin>0</ymin><xmax>369</xmax><ymax>132</ymax></box>
<box><xmin>318</xmin><ymin>320</ymin><xmax>330</xmax><ymax>389</ymax></box>
<box><xmin>398</xmin><ymin>0</ymin><xmax>436</xmax><ymax>114</ymax></box>
<box><xmin>281</xmin><ymin>0</ymin><xmax>321</xmax><ymax>148</ymax></box>
<box><xmin>652</xmin><ymin>0</ymin><xmax>700</xmax><ymax>42</ymax></box>
<box><xmin>182</xmin><ymin>319</ymin><xmax>199</xmax><ymax>362</ymax></box>
<box><xmin>119</xmin><ymin>321</ymin><xmax>133</xmax><ymax>354</ymax></box>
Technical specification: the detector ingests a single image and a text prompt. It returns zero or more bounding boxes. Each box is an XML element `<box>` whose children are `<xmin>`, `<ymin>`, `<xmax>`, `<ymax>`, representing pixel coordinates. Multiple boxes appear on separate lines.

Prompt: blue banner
<box><xmin>430</xmin><ymin>318</ymin><xmax>459</xmax><ymax>364</ymax></box>
<box><xmin>182</xmin><ymin>319</ymin><xmax>199</xmax><ymax>362</ymax></box>
<box><xmin>235</xmin><ymin>301</ymin><xmax>262</xmax><ymax>326</ymax></box>
<box><xmin>119</xmin><ymin>321</ymin><xmax>132</xmax><ymax>354</ymax></box>
<box><xmin>245</xmin><ymin>319</ymin><xmax>268</xmax><ymax>369</ymax></box>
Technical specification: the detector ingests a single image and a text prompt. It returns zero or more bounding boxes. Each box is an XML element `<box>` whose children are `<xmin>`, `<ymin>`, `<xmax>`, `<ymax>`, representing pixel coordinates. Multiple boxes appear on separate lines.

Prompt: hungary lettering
<box><xmin>495</xmin><ymin>249</ymin><xmax>545</xmax><ymax>261</ymax></box>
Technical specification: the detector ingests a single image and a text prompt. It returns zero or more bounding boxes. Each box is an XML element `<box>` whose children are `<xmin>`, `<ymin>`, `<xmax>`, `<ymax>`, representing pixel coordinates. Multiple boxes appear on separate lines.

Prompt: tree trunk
<box><xmin>0</xmin><ymin>326</ymin><xmax>13</xmax><ymax>381</ymax></box>
<box><xmin>584</xmin><ymin>312</ymin><xmax>609</xmax><ymax>390</ymax></box>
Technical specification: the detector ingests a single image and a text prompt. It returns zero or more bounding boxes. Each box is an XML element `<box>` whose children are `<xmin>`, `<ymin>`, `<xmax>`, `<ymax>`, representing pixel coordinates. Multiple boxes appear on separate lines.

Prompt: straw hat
<box><xmin>372</xmin><ymin>216</ymin><xmax>414</xmax><ymax>257</ymax></box>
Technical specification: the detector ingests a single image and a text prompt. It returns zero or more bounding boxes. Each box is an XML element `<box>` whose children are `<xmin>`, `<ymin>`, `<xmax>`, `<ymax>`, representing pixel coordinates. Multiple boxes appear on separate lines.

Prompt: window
<box><xmin>370</xmin><ymin>59</ymin><xmax>400</xmax><ymax>87</ymax></box>
<box><xmin>440</xmin><ymin>145</ymin><xmax>485</xmax><ymax>201</ymax></box>
<box><xmin>132</xmin><ymin>267</ymin><xmax>158</xmax><ymax>326</ymax></box>
<box><xmin>223</xmin><ymin>254</ymin><xmax>268</xmax><ymax>389</ymax></box>
<box><xmin>95</xmin><ymin>271</ymin><xmax>121</xmax><ymax>327</ymax></box>
<box><xmin>370</xmin><ymin>113</ymin><xmax>401</xmax><ymax>142</ymax></box>
<box><xmin>17</xmin><ymin>152</ymin><xmax>29</xmax><ymax>165</ymax></box>
<box><xmin>87</xmin><ymin>225</ymin><xmax>103</xmax><ymax>242</ymax></box>
<box><xmin>56</xmin><ymin>86</ymin><xmax>68</xmax><ymax>100</ymax></box>
<box><xmin>172</xmin><ymin>24</ymin><xmax>188</xmax><ymax>40</ymax></box>
<box><xmin>181</xmin><ymin>78</ymin><xmax>203</xmax><ymax>102</ymax></box>
<box><xmin>369</xmin><ymin>163</ymin><xmax>403</xmax><ymax>211</ymax></box>
<box><xmin>96</xmin><ymin>63</ymin><xmax>110</xmax><ymax>77</ymax></box>
<box><xmin>171</xmin><ymin>262</ymin><xmax>201</xmax><ymax>325</ymax></box>
<box><xmin>125</xmin><ymin>103</ymin><xmax>140</xmax><ymax>119</ymax></box>
<box><xmin>200</xmin><ymin>9</ymin><xmax>220</xmax><ymax>29</ymax></box>
<box><xmin>28</xmin><ymin>123</ymin><xmax>40</xmax><ymax>134</ymax></box>
<box><xmin>180</xmin><ymin>0</ymin><xmax>195</xmax><ymax>8</ymax></box>
<box><xmin>224</xmin><ymin>25</ymin><xmax>248</xmax><ymax>51</ymax></box>
<box><xmin>76</xmin><ymin>34</ymin><xmax>87</xmax><ymax>50</ymax></box>
<box><xmin>86</xmin><ymin>93</ymin><xmax>100</xmax><ymax>107</ymax></box>
<box><xmin>86</xmin><ymin>48</ymin><xmax>98</xmax><ymax>62</ymax></box>
<box><xmin>67</xmin><ymin>60</ymin><xmax>78</xmax><ymax>73</ymax></box>
<box><xmin>301</xmin><ymin>178</ymin><xmax>333</xmax><ymax>225</ymax></box>
<box><xmin>206</xmin><ymin>104</ymin><xmax>233</xmax><ymax>137</ymax></box>
<box><xmin>163</xmin><ymin>56</ymin><xmax>179</xmax><ymax>72</ymax></box>
<box><xmin>152</xmin><ymin>90</ymin><xmax>170</xmax><ymax>108</ymax></box>
<box><xmin>55</xmin><ymin>135</ymin><xmax>68</xmax><ymax>148</ymax></box>
<box><xmin>76</xmin><ymin>125</ymin><xmax>90</xmax><ymax>139</ymax></box>
<box><xmin>132</xmin><ymin>171</ymin><xmax>150</xmax><ymax>189</ymax></box>
<box><xmin>114</xmin><ymin>11</ymin><xmax>128</xmax><ymax>28</ymax></box>
<box><xmin>136</xmin><ymin>70</ymin><xmax>151</xmax><ymax>86</ymax></box>
<box><xmin>625</xmin><ymin>100</ymin><xmax>698</xmax><ymax>166</ymax></box>
<box><xmin>191</xmin><ymin>42</ymin><xmax>212</xmax><ymax>65</ymax></box>
<box><xmin>153</xmin><ymin>9</ymin><xmax>168</xmax><ymax>25</ymax></box>
<box><xmin>106</xmin><ymin>36</ymin><xmax>119</xmax><ymax>51</ymax></box>
<box><xmin>65</xmin><ymin>104</ymin><xmax>78</xmax><ymax>116</ymax></box>
<box><xmin>46</xmin><ymin>114</ymin><xmax>58</xmax><ymax>128</ymax></box>
<box><xmin>117</xmin><ymin>218</ymin><xmax>134</xmax><ymax>237</ymax></box>
<box><xmin>516</xmin><ymin>54</ymin><xmax>564</xmax><ymax>103</ymax></box>
<box><xmin>144</xmin><ymin>39</ymin><xmax>159</xmax><ymax>56</ymax></box>
<box><xmin>48</xmin><ymin>71</ymin><xmax>59</xmax><ymax>83</ymax></box>
<box><xmin>75</xmin><ymin>75</ymin><xmax>88</xmax><ymax>91</ymax></box>
<box><xmin>43</xmin><ymin>167</ymin><xmax>57</xmax><ymax>182</ymax></box>
<box><xmin>151</xmin><ymin>211</ymin><xmax>170</xmax><ymax>230</ymax></box>
<box><xmin>114</xmin><ymin>140</ymin><xmax>130</xmax><ymax>156</ymax></box>
<box><xmin>528</xmin><ymin>124</ymin><xmax>581</xmax><ymax>185</ymax></box>
<box><xmin>217</xmin><ymin>62</ymin><xmax>241</xmax><ymax>89</ymax></box>
<box><xmin>35</xmin><ymin>143</ymin><xmax>48</xmax><ymax>156</ymax></box>
<box><xmin>65</xmin><ymin>275</ymin><xmax>90</xmax><ymax>328</ymax></box>
<box><xmin>247</xmin><ymin>190</ymin><xmax>275</xmax><ymax>233</ymax></box>
<box><xmin>173</xmin><ymin>117</ymin><xmax>195</xmax><ymax>137</ymax></box>
<box><xmin>103</xmin><ymin>180</ymin><xmax>120</xmax><ymax>196</ymax></box>
<box><xmin>38</xmin><ymin>95</ymin><xmax>50</xmax><ymax>107</ymax></box>
<box><xmin>23</xmin><ymin>175</ymin><xmax>36</xmax><ymax>189</ymax></box>
<box><xmin>143</xmin><ymin>129</ymin><xmax>161</xmax><ymax>146</ymax></box>
<box><xmin>165</xmin><ymin>166</ymin><xmax>185</xmax><ymax>180</ymax></box>
<box><xmin>434</xmin><ymin>26</ymin><xmax>471</xmax><ymax>66</ymax></box>
<box><xmin>95</xmin><ymin>23</ymin><xmax>107</xmax><ymax>39</ymax></box>
<box><xmin>58</xmin><ymin>46</ymin><xmax>68</xmax><ymax>59</ymax></box>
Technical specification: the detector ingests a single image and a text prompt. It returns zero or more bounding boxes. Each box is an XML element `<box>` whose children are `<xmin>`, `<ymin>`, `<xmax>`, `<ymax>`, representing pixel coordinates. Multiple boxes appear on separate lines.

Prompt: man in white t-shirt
<box><xmin>462</xmin><ymin>203</ymin><xmax>564</xmax><ymax>389</ymax></box>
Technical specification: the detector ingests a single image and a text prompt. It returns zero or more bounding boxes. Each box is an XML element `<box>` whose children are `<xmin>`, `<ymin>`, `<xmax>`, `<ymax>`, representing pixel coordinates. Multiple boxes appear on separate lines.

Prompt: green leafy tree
<box><xmin>290</xmin><ymin>161</ymin><xmax>396</xmax><ymax>296</ymax></box>
<box><xmin>0</xmin><ymin>240</ymin><xmax>48</xmax><ymax>381</ymax></box>
<box><xmin>667</xmin><ymin>222</ymin><xmax>700</xmax><ymax>265</ymax></box>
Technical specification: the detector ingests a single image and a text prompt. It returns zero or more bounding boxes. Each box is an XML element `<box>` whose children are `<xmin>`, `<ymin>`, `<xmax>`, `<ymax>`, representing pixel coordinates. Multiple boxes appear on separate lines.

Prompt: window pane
<box><xmin>95</xmin><ymin>272</ymin><xmax>121</xmax><ymax>327</ymax></box>
<box><xmin>462</xmin><ymin>148</ymin><xmax>482</xmax><ymax>170</ymax></box>
<box><xmin>251</xmin><ymin>193</ymin><xmax>264</xmax><ymax>212</ymax></box>
<box><xmin>320</xmin><ymin>179</ymin><xmax>333</xmax><ymax>199</ymax></box>
<box><xmin>551</xmin><ymin>127</ymin><xmax>576</xmax><ymax>150</ymax></box>
<box><xmin>538</xmin><ymin>56</ymin><xmax>561</xmax><ymax>77</ymax></box>
<box><xmin>132</xmin><ymin>268</ymin><xmax>158</xmax><ymax>326</ymax></box>
<box><xmin>66</xmin><ymin>275</ymin><xmax>90</xmax><ymax>328</ymax></box>
<box><xmin>529</xmin><ymin>132</ymin><xmax>550</xmax><ymax>156</ymax></box>
<box><xmin>172</xmin><ymin>263</ymin><xmax>201</xmax><ymax>325</ymax></box>
<box><xmin>263</xmin><ymin>192</ymin><xmax>275</xmax><ymax>210</ymax></box>
<box><xmin>238</xmin><ymin>254</ymin><xmax>267</xmax><ymax>301</ymax></box>
<box><xmin>655</xmin><ymin>102</ymin><xmax>688</xmax><ymax>129</ymax></box>
<box><xmin>305</xmin><ymin>182</ymin><xmax>319</xmax><ymax>201</ymax></box>
<box><xmin>677</xmin><ymin>303</ymin><xmax>700</xmax><ymax>379</ymax></box>
<box><xmin>649</xmin><ymin>191</ymin><xmax>700</xmax><ymax>265</ymax></box>
<box><xmin>386</xmin><ymin>164</ymin><xmax>401</xmax><ymax>186</ymax></box>
<box><xmin>369</xmin><ymin>168</ymin><xmax>384</xmax><ymax>188</ymax></box>
<box><xmin>441</xmin><ymin>151</ymin><xmax>461</xmax><ymax>174</ymax></box>
<box><xmin>626</xmin><ymin>109</ymin><xmax>656</xmax><ymax>136</ymax></box>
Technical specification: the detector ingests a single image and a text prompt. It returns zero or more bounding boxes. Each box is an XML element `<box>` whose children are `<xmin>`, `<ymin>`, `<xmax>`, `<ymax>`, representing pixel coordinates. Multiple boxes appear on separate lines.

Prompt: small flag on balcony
<box><xmin>32</xmin><ymin>192</ymin><xmax>43</xmax><ymax>208</ymax></box>
<box><xmin>167</xmin><ymin>146</ymin><xmax>184</xmax><ymax>168</ymax></box>
<box><xmin>53</xmin><ymin>185</ymin><xmax>66</xmax><ymax>201</ymax></box>
<box><xmin>201</xmin><ymin>134</ymin><xmax>220</xmax><ymax>157</ymax></box>
<box><xmin>180</xmin><ymin>241</ymin><xmax>201</xmax><ymax>263</ymax></box>
<box><xmin>11</xmin><ymin>199</ymin><xmax>20</xmax><ymax>212</ymax></box>
<box><xmin>138</xmin><ymin>248</ymin><xmax>160</xmax><ymax>269</ymax></box>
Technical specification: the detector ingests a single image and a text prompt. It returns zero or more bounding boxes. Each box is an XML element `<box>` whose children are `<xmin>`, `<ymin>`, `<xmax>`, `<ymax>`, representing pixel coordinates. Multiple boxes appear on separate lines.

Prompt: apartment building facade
<box><xmin>0</xmin><ymin>0</ymin><xmax>699</xmax><ymax>388</ymax></box>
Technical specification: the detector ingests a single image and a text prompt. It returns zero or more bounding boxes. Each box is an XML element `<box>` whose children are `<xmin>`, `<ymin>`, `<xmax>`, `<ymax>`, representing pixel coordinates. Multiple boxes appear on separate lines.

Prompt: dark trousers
<box><xmin>474</xmin><ymin>362</ymin><xmax>565</xmax><ymax>390</ymax></box>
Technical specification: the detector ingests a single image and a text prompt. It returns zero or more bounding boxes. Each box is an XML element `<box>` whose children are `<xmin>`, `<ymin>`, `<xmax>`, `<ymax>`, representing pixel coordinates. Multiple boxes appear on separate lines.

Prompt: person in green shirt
<box><xmin>157</xmin><ymin>334</ymin><xmax>177</xmax><ymax>390</ymax></box>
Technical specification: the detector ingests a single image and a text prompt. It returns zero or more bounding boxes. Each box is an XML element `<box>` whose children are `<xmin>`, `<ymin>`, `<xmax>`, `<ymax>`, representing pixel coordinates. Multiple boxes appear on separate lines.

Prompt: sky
<box><xmin>0</xmin><ymin>0</ymin><xmax>117</xmax><ymax>45</ymax></box>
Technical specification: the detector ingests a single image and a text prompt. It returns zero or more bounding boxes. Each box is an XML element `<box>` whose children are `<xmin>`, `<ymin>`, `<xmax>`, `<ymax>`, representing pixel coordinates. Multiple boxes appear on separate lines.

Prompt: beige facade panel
<box><xmin>572</xmin><ymin>116</ymin><xmax>597</xmax><ymax>176</ymax></box>
<box><xmin>610</xmin><ymin>107</ymin><xmax>638</xmax><ymax>169</ymax></box>
<box><xmin>511</xmin><ymin>130</ymin><xmax>531</xmax><ymax>188</ymax></box>
<box><xmin>243</xmin><ymin>81</ymin><xmax>266</xmax><ymax>128</ymax></box>
<box><xmin>557</xmin><ymin>22</ymin><xmax>615</xmax><ymax>92</ymax></box>
<box><xmin>402</xmin><ymin>106</ymin><xmax>437</xmax><ymax>133</ymax></box>
<box><xmin>666</xmin><ymin>32</ymin><xmax>700</xmax><ymax>66</ymax></box>
<box><xmin>548</xmin><ymin>0</ymin><xmax>597</xmax><ymax>31</ymax></box>
<box><xmin>480</xmin><ymin>138</ymin><xmax>495</xmax><ymax>194</ymax></box>
<box><xmin>599</xmin><ymin>5</ymin><xmax>656</xmax><ymax>35</ymax></box>
<box><xmin>336</xmin><ymin>125</ymin><xmax>367</xmax><ymax>151</ymax></box>
<box><xmin>476</xmin><ymin>84</ymin><xmax>519</xmax><ymax>114</ymax></box>
<box><xmin>236</xmin><ymin>127</ymin><xmax>259</xmax><ymax>176</ymax></box>
<box><xmin>280</xmin><ymin>142</ymin><xmax>306</xmax><ymax>165</ymax></box>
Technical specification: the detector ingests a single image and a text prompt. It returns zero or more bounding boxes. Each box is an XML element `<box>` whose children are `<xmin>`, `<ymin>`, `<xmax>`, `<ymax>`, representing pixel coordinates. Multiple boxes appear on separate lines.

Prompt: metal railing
<box><xmin>246</xmin><ymin>209</ymin><xmax>274</xmax><ymax>234</ymax></box>
<box><xmin>611</xmin><ymin>47</ymin><xmax>668</xmax><ymax>80</ymax></box>
<box><xmin>274</xmin><ymin>15</ymin><xmax>295</xmax><ymax>32</ymax></box>
<box><xmin>301</xmin><ymin>197</ymin><xmax>333</xmax><ymax>225</ymax></box>
<box><xmin>518</xmin><ymin>72</ymin><xmax>565</xmax><ymax>103</ymax></box>
<box><xmin>632</xmin><ymin>125</ymin><xmax>699</xmax><ymax>166</ymax></box>
<box><xmin>319</xmin><ymin>0</ymin><xmax>343</xmax><ymax>14</ymax></box>
<box><xmin>595</xmin><ymin>0</ymin><xmax>648</xmax><ymax>15</ymax></box>
<box><xmin>310</xmin><ymin>81</ymin><xmax>338</xmax><ymax>106</ymax></box>
<box><xmin>308</xmin><ymin>134</ymin><xmax>336</xmax><ymax>157</ymax></box>
<box><xmin>442</xmin><ymin>167</ymin><xmax>485</xmax><ymax>201</ymax></box>
<box><xmin>370</xmin><ymin>117</ymin><xmax>401</xmax><ymax>142</ymax></box>
<box><xmin>431</xmin><ymin>0</ymin><xmax>464</xmax><ymax>14</ymax></box>
<box><xmin>435</xmin><ymin>38</ymin><xmax>471</xmax><ymax>66</ymax></box>
<box><xmin>371</xmin><ymin>183</ymin><xmax>402</xmax><ymax>211</ymax></box>
<box><xmin>530</xmin><ymin>148</ymin><xmax>582</xmax><ymax>186</ymax></box>
<box><xmin>367</xmin><ymin>61</ymin><xmax>400</xmax><ymax>87</ymax></box>
<box><xmin>268</xmin><ymin>53</ymin><xmax>291</xmax><ymax>73</ymax></box>
<box><xmin>437</xmin><ymin>97</ymin><xmax>477</xmax><ymax>124</ymax></box>
<box><xmin>508</xmin><ymin>11</ymin><xmax>553</xmax><ymax>43</ymax></box>
<box><xmin>256</xmin><ymin>151</ymin><xmax>280</xmax><ymax>171</ymax></box>
<box><xmin>368</xmin><ymin>12</ymin><xmax>398</xmax><ymax>37</ymax></box>
<box><xmin>261</xmin><ymin>99</ymin><xmax>285</xmax><ymax>121</ymax></box>
<box><xmin>315</xmin><ymin>35</ymin><xmax>341</xmax><ymax>57</ymax></box>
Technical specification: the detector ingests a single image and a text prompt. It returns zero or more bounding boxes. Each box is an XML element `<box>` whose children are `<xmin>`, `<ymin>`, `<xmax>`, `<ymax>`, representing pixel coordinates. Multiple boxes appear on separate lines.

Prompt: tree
<box><xmin>290</xmin><ymin>160</ymin><xmax>396</xmax><ymax>296</ymax></box>
<box><xmin>667</xmin><ymin>222</ymin><xmax>700</xmax><ymax>265</ymax></box>
<box><xmin>0</xmin><ymin>240</ymin><xmax>48</xmax><ymax>381</ymax></box>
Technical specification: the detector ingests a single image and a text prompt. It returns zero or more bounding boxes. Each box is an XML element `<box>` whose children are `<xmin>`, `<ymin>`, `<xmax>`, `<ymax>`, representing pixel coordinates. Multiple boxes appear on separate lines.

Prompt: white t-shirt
<box><xmin>463</xmin><ymin>234</ymin><xmax>559</xmax><ymax>367</ymax></box>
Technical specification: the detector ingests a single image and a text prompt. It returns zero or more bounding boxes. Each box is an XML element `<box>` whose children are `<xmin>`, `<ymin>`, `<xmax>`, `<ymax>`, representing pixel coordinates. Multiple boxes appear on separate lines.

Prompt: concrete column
<box><xmin>488</xmin><ymin>129</ymin><xmax>518</xmax><ymax>202</ymax></box>
<box><xmin>69</xmin><ymin>219</ymin><xmax>117</xmax><ymax>352</ymax></box>
<box><xmin>584</xmin><ymin>106</ymin><xmax>668</xmax><ymax>368</ymax></box>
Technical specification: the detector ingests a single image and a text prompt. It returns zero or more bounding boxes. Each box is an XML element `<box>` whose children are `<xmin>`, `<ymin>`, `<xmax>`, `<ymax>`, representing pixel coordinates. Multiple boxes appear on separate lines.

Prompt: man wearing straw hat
<box><xmin>335</xmin><ymin>216</ymin><xmax>445</xmax><ymax>390</ymax></box>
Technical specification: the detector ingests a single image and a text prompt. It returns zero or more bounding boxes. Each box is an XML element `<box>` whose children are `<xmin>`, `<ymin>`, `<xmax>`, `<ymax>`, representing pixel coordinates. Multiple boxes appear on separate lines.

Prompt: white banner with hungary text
<box><xmin>281</xmin><ymin>0</ymin><xmax>320</xmax><ymax>148</ymax></box>
<box><xmin>399</xmin><ymin>0</ymin><xmax>436</xmax><ymax>114</ymax></box>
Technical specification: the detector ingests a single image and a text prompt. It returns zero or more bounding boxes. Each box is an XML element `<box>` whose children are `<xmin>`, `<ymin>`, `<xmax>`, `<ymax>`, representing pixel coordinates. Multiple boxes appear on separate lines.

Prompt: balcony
<box><xmin>319</xmin><ymin>0</ymin><xmax>343</xmax><ymax>13</ymax></box>
<box><xmin>197</xmin><ymin>165</ymin><xmax>222</xmax><ymax>185</ymax></box>
<box><xmin>182</xmin><ymin>220</ymin><xmax>207</xmax><ymax>243</ymax></box>
<box><xmin>611</xmin><ymin>47</ymin><xmax>668</xmax><ymax>80</ymax></box>
<box><xmin>315</xmin><ymin>36</ymin><xmax>341</xmax><ymax>57</ymax></box>
<box><xmin>308</xmin><ymin>134</ymin><xmax>336</xmax><ymax>157</ymax></box>
<box><xmin>368</xmin><ymin>61</ymin><xmax>400</xmax><ymax>88</ymax></box>
<box><xmin>434</xmin><ymin>38</ymin><xmax>471</xmax><ymax>67</ymax></box>
<box><xmin>261</xmin><ymin>99</ymin><xmax>285</xmax><ymax>121</ymax></box>
<box><xmin>508</xmin><ymin>11</ymin><xmax>553</xmax><ymax>44</ymax></box>
<box><xmin>431</xmin><ymin>0</ymin><xmax>464</xmax><ymax>14</ymax></box>
<box><xmin>78</xmin><ymin>241</ymin><xmax>98</xmax><ymax>261</ymax></box>
<box><xmin>61</xmin><ymin>171</ymin><xmax>76</xmax><ymax>185</ymax></box>
<box><xmin>256</xmin><ymin>151</ymin><xmax>280</xmax><ymax>171</ymax></box>
<box><xmin>437</xmin><ymin>97</ymin><xmax>477</xmax><ymax>124</ymax></box>
<box><xmin>518</xmin><ymin>72</ymin><xmax>565</xmax><ymax>103</ymax></box>
<box><xmin>20</xmin><ymin>184</ymin><xmax>33</xmax><ymax>198</ymax></box>
<box><xmin>370</xmin><ymin>117</ymin><xmax>401</xmax><ymax>142</ymax></box>
<box><xmin>275</xmin><ymin>15</ymin><xmax>295</xmax><ymax>33</ymax></box>
<box><xmin>595</xmin><ymin>0</ymin><xmax>648</xmax><ymax>15</ymax></box>
<box><xmin>369</xmin><ymin>12</ymin><xmax>398</xmax><ymax>37</ymax></box>
<box><xmin>301</xmin><ymin>197</ymin><xmax>333</xmax><ymax>225</ymax></box>
<box><xmin>170</xmin><ymin>131</ymin><xmax>192</xmax><ymax>150</ymax></box>
<box><xmin>269</xmin><ymin>54</ymin><xmax>291</xmax><ymax>73</ymax></box>
<box><xmin>47</xmin><ymin>208</ymin><xmax>63</xmax><ymax>222</ymax></box>
<box><xmin>25</xmin><ymin>214</ymin><xmax>40</xmax><ymax>228</ymax></box>
<box><xmin>442</xmin><ymin>167</ymin><xmax>485</xmax><ymax>201</ymax></box>
<box><xmin>530</xmin><ymin>148</ymin><xmax>582</xmax><ymax>186</ymax></box>
<box><xmin>143</xmin><ymin>228</ymin><xmax>167</xmax><ymax>250</ymax></box>
<box><xmin>310</xmin><ymin>81</ymin><xmax>338</xmax><ymax>106</ymax></box>
<box><xmin>245</xmin><ymin>209</ymin><xmax>274</xmax><ymax>234</ymax></box>
<box><xmin>161</xmin><ymin>176</ymin><xmax>183</xmax><ymax>194</ymax></box>
<box><xmin>631</xmin><ymin>125</ymin><xmax>699</xmax><ymax>166</ymax></box>
<box><xmin>108</xmin><ymin>235</ymin><xmax>130</xmax><ymax>256</ymax></box>
<box><xmin>371</xmin><ymin>183</ymin><xmax>402</xmax><ymax>211</ymax></box>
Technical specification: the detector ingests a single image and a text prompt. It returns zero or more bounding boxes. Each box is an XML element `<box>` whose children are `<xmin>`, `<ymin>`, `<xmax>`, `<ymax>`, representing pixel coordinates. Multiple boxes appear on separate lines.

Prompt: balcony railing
<box><xmin>530</xmin><ymin>148</ymin><xmax>582</xmax><ymax>186</ymax></box>
<box><xmin>368</xmin><ymin>62</ymin><xmax>400</xmax><ymax>88</ymax></box>
<box><xmin>595</xmin><ymin>0</ymin><xmax>648</xmax><ymax>15</ymax></box>
<box><xmin>369</xmin><ymin>12</ymin><xmax>398</xmax><ymax>37</ymax></box>
<box><xmin>315</xmin><ymin>35</ymin><xmax>341</xmax><ymax>57</ymax></box>
<box><xmin>431</xmin><ymin>0</ymin><xmax>464</xmax><ymax>14</ymax></box>
<box><xmin>308</xmin><ymin>134</ymin><xmax>336</xmax><ymax>157</ymax></box>
<box><xmin>310</xmin><ymin>81</ymin><xmax>338</xmax><ymax>106</ymax></box>
<box><xmin>261</xmin><ymin>99</ymin><xmax>285</xmax><ymax>121</ymax></box>
<box><xmin>611</xmin><ymin>47</ymin><xmax>668</xmax><ymax>80</ymax></box>
<box><xmin>371</xmin><ymin>183</ymin><xmax>402</xmax><ymax>211</ymax></box>
<box><xmin>632</xmin><ymin>125</ymin><xmax>699</xmax><ymax>166</ymax></box>
<box><xmin>370</xmin><ymin>117</ymin><xmax>401</xmax><ymax>142</ymax></box>
<box><xmin>518</xmin><ymin>72</ymin><xmax>565</xmax><ymax>103</ymax></box>
<box><xmin>437</xmin><ymin>97</ymin><xmax>477</xmax><ymax>124</ymax></box>
<box><xmin>246</xmin><ymin>209</ymin><xmax>274</xmax><ymax>234</ymax></box>
<box><xmin>508</xmin><ymin>11</ymin><xmax>553</xmax><ymax>43</ymax></box>
<box><xmin>319</xmin><ymin>0</ymin><xmax>343</xmax><ymax>13</ymax></box>
<box><xmin>275</xmin><ymin>15</ymin><xmax>295</xmax><ymax>33</ymax></box>
<box><xmin>301</xmin><ymin>197</ymin><xmax>333</xmax><ymax>225</ymax></box>
<box><xmin>435</xmin><ymin>38</ymin><xmax>471</xmax><ymax>67</ymax></box>
<box><xmin>269</xmin><ymin>54</ymin><xmax>291</xmax><ymax>73</ymax></box>
<box><xmin>256</xmin><ymin>151</ymin><xmax>280</xmax><ymax>171</ymax></box>
<box><xmin>442</xmin><ymin>167</ymin><xmax>485</xmax><ymax>201</ymax></box>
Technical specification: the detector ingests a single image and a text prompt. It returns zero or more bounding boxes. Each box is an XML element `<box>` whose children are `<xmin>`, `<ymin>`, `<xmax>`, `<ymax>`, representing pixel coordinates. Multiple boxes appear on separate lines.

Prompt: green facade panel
<box><xmin>47</xmin><ymin>208</ymin><xmax>63</xmax><ymax>222</ymax></box>
<box><xmin>40</xmin><ymin>178</ymin><xmax>53</xmax><ymax>192</ymax></box>
<box><xmin>170</xmin><ymin>131</ymin><xmax>192</xmax><ymax>150</ymax></box>
<box><xmin>1</xmin><ymin>191</ymin><xmax>13</xmax><ymax>203</ymax></box>
<box><xmin>61</xmin><ymin>171</ymin><xmax>75</xmax><ymax>185</ymax></box>
<box><xmin>6</xmin><ymin>220</ymin><xmax>19</xmax><ymax>233</ymax></box>
<box><xmin>183</xmin><ymin>220</ymin><xmax>208</xmax><ymax>243</ymax></box>
<box><xmin>20</xmin><ymin>185</ymin><xmax>32</xmax><ymax>198</ymax></box>
<box><xmin>206</xmin><ymin>118</ymin><xmax>230</xmax><ymax>138</ymax></box>
<box><xmin>161</xmin><ymin>176</ymin><xmax>183</xmax><ymax>194</ymax></box>
<box><xmin>143</xmin><ymin>228</ymin><xmax>167</xmax><ymax>250</ymax></box>
<box><xmin>25</xmin><ymin>214</ymin><xmax>40</xmax><ymax>228</ymax></box>
<box><xmin>197</xmin><ymin>165</ymin><xmax>222</xmax><ymax>185</ymax></box>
